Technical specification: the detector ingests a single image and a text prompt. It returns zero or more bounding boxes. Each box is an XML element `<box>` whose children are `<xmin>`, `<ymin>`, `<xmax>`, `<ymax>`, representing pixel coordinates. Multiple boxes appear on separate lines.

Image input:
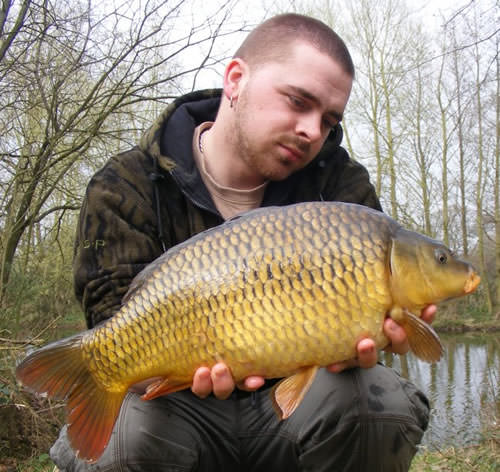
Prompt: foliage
<box><xmin>411</xmin><ymin>445</ymin><xmax>499</xmax><ymax>472</ymax></box>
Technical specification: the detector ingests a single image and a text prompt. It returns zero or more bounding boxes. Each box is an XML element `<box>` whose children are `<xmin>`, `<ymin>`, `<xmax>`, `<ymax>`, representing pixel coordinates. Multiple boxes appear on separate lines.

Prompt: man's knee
<box><xmin>295</xmin><ymin>365</ymin><xmax>429</xmax><ymax>428</ymax></box>
<box><xmin>50</xmin><ymin>394</ymin><xmax>199</xmax><ymax>471</ymax></box>
<box><xmin>286</xmin><ymin>366</ymin><xmax>429</xmax><ymax>471</ymax></box>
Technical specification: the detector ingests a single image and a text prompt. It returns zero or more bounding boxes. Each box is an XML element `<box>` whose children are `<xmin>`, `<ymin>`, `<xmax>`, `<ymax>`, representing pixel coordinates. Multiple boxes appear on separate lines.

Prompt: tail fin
<box><xmin>16</xmin><ymin>333</ymin><xmax>125</xmax><ymax>462</ymax></box>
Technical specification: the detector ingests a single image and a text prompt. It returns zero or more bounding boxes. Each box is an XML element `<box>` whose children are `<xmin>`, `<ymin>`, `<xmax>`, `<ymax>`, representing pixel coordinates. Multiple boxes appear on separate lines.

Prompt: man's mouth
<box><xmin>279</xmin><ymin>142</ymin><xmax>309</xmax><ymax>162</ymax></box>
<box><xmin>281</xmin><ymin>145</ymin><xmax>303</xmax><ymax>161</ymax></box>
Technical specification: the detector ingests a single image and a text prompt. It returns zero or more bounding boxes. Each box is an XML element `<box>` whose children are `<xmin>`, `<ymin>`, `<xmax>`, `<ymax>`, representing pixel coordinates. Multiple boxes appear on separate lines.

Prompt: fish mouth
<box><xmin>464</xmin><ymin>270</ymin><xmax>480</xmax><ymax>294</ymax></box>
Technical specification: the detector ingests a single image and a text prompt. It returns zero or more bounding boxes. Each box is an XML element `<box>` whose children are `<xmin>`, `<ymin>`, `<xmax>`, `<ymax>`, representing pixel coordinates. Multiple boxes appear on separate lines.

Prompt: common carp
<box><xmin>16</xmin><ymin>202</ymin><xmax>480</xmax><ymax>461</ymax></box>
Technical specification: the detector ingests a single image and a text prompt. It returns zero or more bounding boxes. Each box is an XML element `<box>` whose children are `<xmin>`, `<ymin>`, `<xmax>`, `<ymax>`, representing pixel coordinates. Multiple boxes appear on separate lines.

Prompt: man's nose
<box><xmin>296</xmin><ymin>112</ymin><xmax>322</xmax><ymax>142</ymax></box>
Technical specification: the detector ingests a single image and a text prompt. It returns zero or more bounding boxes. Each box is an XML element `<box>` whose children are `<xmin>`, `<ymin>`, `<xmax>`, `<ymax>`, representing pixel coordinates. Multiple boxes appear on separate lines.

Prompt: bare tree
<box><xmin>436</xmin><ymin>53</ymin><xmax>451</xmax><ymax>245</ymax></box>
<box><xmin>451</xmin><ymin>26</ymin><xmax>470</xmax><ymax>256</ymax></box>
<box><xmin>0</xmin><ymin>0</ymin><xmax>30</xmax><ymax>65</ymax></box>
<box><xmin>0</xmin><ymin>0</ymin><xmax>245</xmax><ymax>303</ymax></box>
<box><xmin>410</xmin><ymin>62</ymin><xmax>434</xmax><ymax>236</ymax></box>
<box><xmin>473</xmin><ymin>43</ymin><xmax>492</xmax><ymax>312</ymax></box>
<box><xmin>495</xmin><ymin>37</ymin><xmax>500</xmax><ymax>315</ymax></box>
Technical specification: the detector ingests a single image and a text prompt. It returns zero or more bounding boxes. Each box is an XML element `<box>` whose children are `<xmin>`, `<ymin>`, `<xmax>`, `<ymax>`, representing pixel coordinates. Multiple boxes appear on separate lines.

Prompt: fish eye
<box><xmin>435</xmin><ymin>249</ymin><xmax>448</xmax><ymax>265</ymax></box>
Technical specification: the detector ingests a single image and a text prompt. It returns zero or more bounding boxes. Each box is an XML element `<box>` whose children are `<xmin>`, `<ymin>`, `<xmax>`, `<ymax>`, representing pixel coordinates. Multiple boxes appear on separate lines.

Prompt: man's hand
<box><xmin>327</xmin><ymin>304</ymin><xmax>437</xmax><ymax>373</ymax></box>
<box><xmin>191</xmin><ymin>363</ymin><xmax>265</xmax><ymax>399</ymax></box>
<box><xmin>189</xmin><ymin>305</ymin><xmax>437</xmax><ymax>398</ymax></box>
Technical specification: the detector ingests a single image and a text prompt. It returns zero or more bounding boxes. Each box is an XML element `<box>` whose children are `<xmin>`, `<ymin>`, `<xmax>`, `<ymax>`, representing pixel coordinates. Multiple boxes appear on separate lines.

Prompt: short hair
<box><xmin>233</xmin><ymin>13</ymin><xmax>355</xmax><ymax>78</ymax></box>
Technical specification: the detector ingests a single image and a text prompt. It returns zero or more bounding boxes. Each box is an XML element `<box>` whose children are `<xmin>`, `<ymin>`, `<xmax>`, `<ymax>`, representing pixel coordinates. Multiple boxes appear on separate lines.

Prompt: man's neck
<box><xmin>200</xmin><ymin>121</ymin><xmax>266</xmax><ymax>190</ymax></box>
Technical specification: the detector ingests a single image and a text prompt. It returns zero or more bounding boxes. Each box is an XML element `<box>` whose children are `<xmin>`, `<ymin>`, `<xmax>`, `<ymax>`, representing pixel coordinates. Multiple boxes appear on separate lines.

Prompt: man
<box><xmin>51</xmin><ymin>13</ymin><xmax>433</xmax><ymax>471</ymax></box>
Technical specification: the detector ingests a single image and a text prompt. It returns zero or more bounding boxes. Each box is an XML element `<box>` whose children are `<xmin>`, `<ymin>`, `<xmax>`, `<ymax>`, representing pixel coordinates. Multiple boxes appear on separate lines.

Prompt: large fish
<box><xmin>16</xmin><ymin>202</ymin><xmax>480</xmax><ymax>461</ymax></box>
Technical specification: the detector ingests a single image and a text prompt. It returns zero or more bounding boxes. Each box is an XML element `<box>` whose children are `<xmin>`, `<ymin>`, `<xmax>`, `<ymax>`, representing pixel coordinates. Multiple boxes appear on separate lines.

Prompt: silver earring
<box><xmin>230</xmin><ymin>96</ymin><xmax>234</xmax><ymax>108</ymax></box>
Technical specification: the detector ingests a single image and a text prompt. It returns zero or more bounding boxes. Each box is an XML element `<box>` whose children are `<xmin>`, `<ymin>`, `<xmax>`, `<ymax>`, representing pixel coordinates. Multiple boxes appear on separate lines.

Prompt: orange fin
<box><xmin>271</xmin><ymin>366</ymin><xmax>319</xmax><ymax>420</ymax></box>
<box><xmin>399</xmin><ymin>309</ymin><xmax>444</xmax><ymax>363</ymax></box>
<box><xmin>141</xmin><ymin>377</ymin><xmax>192</xmax><ymax>400</ymax></box>
<box><xmin>16</xmin><ymin>332</ymin><xmax>125</xmax><ymax>462</ymax></box>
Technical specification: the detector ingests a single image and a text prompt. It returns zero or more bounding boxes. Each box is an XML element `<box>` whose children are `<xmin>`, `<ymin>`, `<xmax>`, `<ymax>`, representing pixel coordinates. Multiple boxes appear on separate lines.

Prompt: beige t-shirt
<box><xmin>192</xmin><ymin>122</ymin><xmax>268</xmax><ymax>220</ymax></box>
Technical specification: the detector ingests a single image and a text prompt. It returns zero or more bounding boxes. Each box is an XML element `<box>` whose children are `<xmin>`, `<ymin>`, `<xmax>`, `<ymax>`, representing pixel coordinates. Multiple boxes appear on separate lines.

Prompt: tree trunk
<box><xmin>452</xmin><ymin>42</ymin><xmax>469</xmax><ymax>256</ymax></box>
<box><xmin>437</xmin><ymin>57</ymin><xmax>449</xmax><ymax>245</ymax></box>
<box><xmin>495</xmin><ymin>41</ymin><xmax>500</xmax><ymax>316</ymax></box>
<box><xmin>474</xmin><ymin>43</ymin><xmax>493</xmax><ymax>314</ymax></box>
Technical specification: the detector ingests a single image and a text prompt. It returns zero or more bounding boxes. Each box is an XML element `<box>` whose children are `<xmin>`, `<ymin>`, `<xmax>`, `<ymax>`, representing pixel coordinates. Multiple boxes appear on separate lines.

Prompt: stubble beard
<box><xmin>232</xmin><ymin>91</ymin><xmax>294</xmax><ymax>183</ymax></box>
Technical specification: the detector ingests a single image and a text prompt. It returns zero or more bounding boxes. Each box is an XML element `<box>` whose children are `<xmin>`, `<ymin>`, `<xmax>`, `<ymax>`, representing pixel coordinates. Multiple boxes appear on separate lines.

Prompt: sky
<box><xmin>184</xmin><ymin>0</ymin><xmax>476</xmax><ymax>90</ymax></box>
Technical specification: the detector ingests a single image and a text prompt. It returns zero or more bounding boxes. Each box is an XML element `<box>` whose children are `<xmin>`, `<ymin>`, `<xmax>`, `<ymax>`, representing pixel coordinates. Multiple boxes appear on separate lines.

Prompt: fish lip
<box><xmin>464</xmin><ymin>270</ymin><xmax>480</xmax><ymax>294</ymax></box>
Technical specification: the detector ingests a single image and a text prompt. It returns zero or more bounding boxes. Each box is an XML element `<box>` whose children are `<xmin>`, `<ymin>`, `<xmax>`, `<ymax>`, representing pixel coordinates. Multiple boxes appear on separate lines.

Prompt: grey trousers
<box><xmin>50</xmin><ymin>365</ymin><xmax>429</xmax><ymax>471</ymax></box>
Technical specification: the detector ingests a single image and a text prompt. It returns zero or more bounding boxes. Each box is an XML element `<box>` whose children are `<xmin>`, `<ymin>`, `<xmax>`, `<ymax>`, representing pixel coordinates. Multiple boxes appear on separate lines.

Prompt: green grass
<box><xmin>410</xmin><ymin>403</ymin><xmax>499</xmax><ymax>472</ymax></box>
<box><xmin>411</xmin><ymin>442</ymin><xmax>499</xmax><ymax>471</ymax></box>
<box><xmin>9</xmin><ymin>454</ymin><xmax>55</xmax><ymax>472</ymax></box>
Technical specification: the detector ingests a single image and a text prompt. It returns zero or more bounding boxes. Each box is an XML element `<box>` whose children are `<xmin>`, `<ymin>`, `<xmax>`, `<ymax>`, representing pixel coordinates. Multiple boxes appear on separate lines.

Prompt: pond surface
<box><xmin>383</xmin><ymin>333</ymin><xmax>499</xmax><ymax>449</ymax></box>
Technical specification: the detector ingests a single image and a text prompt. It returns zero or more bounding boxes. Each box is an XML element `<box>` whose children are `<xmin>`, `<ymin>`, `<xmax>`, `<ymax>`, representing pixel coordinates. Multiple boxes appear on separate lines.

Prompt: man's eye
<box><xmin>289</xmin><ymin>95</ymin><xmax>305</xmax><ymax>108</ymax></box>
<box><xmin>323</xmin><ymin>119</ymin><xmax>336</xmax><ymax>129</ymax></box>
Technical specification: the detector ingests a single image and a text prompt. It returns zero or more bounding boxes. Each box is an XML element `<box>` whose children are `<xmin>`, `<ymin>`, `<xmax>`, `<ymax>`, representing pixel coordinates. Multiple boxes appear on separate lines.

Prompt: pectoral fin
<box><xmin>394</xmin><ymin>309</ymin><xmax>444</xmax><ymax>363</ymax></box>
<box><xmin>271</xmin><ymin>366</ymin><xmax>319</xmax><ymax>420</ymax></box>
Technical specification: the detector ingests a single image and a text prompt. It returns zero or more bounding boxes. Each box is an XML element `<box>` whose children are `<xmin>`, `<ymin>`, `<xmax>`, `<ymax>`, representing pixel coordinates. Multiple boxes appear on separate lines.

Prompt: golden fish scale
<box><xmin>83</xmin><ymin>203</ymin><xmax>395</xmax><ymax>392</ymax></box>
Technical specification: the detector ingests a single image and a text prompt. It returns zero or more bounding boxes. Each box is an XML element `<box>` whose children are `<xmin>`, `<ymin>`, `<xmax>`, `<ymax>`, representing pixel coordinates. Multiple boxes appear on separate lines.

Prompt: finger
<box><xmin>211</xmin><ymin>363</ymin><xmax>235</xmax><ymax>400</ymax></box>
<box><xmin>327</xmin><ymin>336</ymin><xmax>378</xmax><ymax>373</ymax></box>
<box><xmin>384</xmin><ymin>318</ymin><xmax>410</xmax><ymax>355</ymax></box>
<box><xmin>237</xmin><ymin>375</ymin><xmax>265</xmax><ymax>391</ymax></box>
<box><xmin>356</xmin><ymin>338</ymin><xmax>377</xmax><ymax>368</ymax></box>
<box><xmin>191</xmin><ymin>366</ymin><xmax>212</xmax><ymax>398</ymax></box>
<box><xmin>421</xmin><ymin>304</ymin><xmax>437</xmax><ymax>324</ymax></box>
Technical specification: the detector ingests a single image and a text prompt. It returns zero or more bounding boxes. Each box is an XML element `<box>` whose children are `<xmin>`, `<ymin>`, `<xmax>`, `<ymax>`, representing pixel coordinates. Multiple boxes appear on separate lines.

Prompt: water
<box><xmin>384</xmin><ymin>333</ymin><xmax>499</xmax><ymax>449</ymax></box>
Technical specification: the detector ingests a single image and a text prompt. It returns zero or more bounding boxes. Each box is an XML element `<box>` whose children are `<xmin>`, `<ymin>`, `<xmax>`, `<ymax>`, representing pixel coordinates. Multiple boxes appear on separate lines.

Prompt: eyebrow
<box><xmin>288</xmin><ymin>85</ymin><xmax>344</xmax><ymax>123</ymax></box>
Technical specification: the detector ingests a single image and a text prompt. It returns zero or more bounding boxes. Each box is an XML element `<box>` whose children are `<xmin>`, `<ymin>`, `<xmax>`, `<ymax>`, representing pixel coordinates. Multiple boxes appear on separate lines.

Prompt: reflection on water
<box><xmin>384</xmin><ymin>333</ymin><xmax>499</xmax><ymax>449</ymax></box>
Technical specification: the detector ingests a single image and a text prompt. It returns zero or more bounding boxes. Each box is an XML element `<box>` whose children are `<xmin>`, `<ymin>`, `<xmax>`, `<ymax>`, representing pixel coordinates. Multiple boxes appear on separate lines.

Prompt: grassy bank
<box><xmin>411</xmin><ymin>431</ymin><xmax>499</xmax><ymax>471</ymax></box>
<box><xmin>432</xmin><ymin>297</ymin><xmax>499</xmax><ymax>333</ymax></box>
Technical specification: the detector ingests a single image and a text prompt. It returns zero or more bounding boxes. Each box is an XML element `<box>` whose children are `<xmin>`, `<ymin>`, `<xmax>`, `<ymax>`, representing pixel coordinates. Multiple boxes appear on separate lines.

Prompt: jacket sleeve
<box><xmin>73</xmin><ymin>149</ymin><xmax>165</xmax><ymax>328</ymax></box>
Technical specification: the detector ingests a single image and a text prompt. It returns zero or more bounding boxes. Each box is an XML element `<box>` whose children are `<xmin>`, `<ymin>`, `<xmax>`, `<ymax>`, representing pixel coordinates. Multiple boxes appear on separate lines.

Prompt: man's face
<box><xmin>232</xmin><ymin>41</ymin><xmax>353</xmax><ymax>183</ymax></box>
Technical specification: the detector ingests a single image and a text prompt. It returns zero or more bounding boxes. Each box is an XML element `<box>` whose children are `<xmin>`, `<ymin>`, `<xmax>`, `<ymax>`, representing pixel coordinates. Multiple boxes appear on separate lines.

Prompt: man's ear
<box><xmin>223</xmin><ymin>58</ymin><xmax>249</xmax><ymax>102</ymax></box>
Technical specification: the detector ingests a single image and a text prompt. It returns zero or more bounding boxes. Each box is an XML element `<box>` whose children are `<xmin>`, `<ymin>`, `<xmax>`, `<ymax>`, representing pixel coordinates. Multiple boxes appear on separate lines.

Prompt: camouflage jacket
<box><xmin>74</xmin><ymin>89</ymin><xmax>381</xmax><ymax>328</ymax></box>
